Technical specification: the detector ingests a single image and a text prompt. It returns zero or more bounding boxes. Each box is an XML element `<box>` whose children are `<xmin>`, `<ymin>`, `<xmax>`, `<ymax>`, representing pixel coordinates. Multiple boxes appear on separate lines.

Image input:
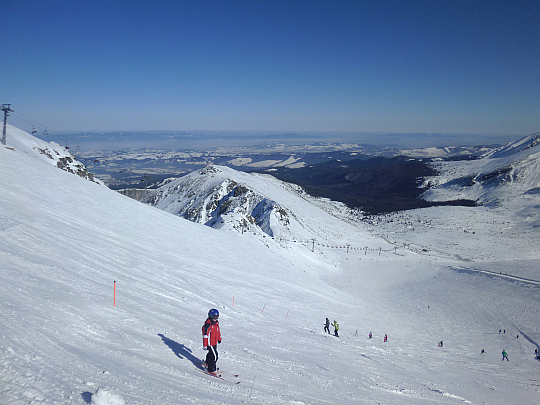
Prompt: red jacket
<box><xmin>202</xmin><ymin>318</ymin><xmax>221</xmax><ymax>347</ymax></box>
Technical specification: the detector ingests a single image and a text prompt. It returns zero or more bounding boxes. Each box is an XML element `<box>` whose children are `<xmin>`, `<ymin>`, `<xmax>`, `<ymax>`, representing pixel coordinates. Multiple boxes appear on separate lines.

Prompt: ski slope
<box><xmin>1</xmin><ymin>126</ymin><xmax>539</xmax><ymax>404</ymax></box>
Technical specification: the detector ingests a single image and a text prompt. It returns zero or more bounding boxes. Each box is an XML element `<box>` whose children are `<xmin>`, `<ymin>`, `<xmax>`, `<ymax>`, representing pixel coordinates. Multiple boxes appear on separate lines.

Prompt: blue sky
<box><xmin>2</xmin><ymin>0</ymin><xmax>539</xmax><ymax>136</ymax></box>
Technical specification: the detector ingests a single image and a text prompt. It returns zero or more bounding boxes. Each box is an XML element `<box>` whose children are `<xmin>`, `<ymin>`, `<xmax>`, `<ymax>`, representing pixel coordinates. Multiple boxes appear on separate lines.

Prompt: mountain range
<box><xmin>139</xmin><ymin>132</ymin><xmax>540</xmax><ymax>243</ymax></box>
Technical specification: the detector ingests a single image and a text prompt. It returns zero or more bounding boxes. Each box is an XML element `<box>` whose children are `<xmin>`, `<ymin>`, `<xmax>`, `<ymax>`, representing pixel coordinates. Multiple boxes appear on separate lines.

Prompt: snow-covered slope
<box><xmin>1</xmin><ymin>126</ymin><xmax>540</xmax><ymax>405</ymax></box>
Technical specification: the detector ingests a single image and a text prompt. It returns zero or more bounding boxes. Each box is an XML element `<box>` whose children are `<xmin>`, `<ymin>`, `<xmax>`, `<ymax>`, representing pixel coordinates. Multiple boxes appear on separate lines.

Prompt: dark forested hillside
<box><xmin>267</xmin><ymin>156</ymin><xmax>476</xmax><ymax>214</ymax></box>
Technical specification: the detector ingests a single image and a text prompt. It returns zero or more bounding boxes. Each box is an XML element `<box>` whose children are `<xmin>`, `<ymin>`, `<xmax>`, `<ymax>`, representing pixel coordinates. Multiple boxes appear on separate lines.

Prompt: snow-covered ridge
<box><xmin>4</xmin><ymin>124</ymin><xmax>103</xmax><ymax>185</ymax></box>
<box><xmin>144</xmin><ymin>164</ymin><xmax>365</xmax><ymax>245</ymax></box>
<box><xmin>482</xmin><ymin>132</ymin><xmax>540</xmax><ymax>159</ymax></box>
<box><xmin>421</xmin><ymin>132</ymin><xmax>540</xmax><ymax>207</ymax></box>
<box><xmin>145</xmin><ymin>165</ymin><xmax>290</xmax><ymax>237</ymax></box>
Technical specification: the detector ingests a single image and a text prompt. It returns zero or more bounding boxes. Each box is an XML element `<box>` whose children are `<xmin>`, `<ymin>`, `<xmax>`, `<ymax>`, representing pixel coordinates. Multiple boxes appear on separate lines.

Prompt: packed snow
<box><xmin>1</xmin><ymin>125</ymin><xmax>539</xmax><ymax>404</ymax></box>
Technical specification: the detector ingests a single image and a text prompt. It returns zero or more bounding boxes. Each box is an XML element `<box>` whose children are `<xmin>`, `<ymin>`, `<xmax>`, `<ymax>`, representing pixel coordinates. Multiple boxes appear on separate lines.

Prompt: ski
<box><xmin>200</xmin><ymin>369</ymin><xmax>225</xmax><ymax>379</ymax></box>
<box><xmin>201</xmin><ymin>362</ymin><xmax>239</xmax><ymax>379</ymax></box>
<box><xmin>217</xmin><ymin>369</ymin><xmax>240</xmax><ymax>378</ymax></box>
<box><xmin>199</xmin><ymin>369</ymin><xmax>240</xmax><ymax>384</ymax></box>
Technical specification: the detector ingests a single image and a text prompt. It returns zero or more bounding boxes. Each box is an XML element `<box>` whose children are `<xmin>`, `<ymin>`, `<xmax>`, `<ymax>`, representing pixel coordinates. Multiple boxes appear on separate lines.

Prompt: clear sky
<box><xmin>1</xmin><ymin>0</ymin><xmax>539</xmax><ymax>136</ymax></box>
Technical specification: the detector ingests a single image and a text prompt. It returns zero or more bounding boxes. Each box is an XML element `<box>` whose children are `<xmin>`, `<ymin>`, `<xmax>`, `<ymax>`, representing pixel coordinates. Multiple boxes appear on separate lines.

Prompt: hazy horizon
<box><xmin>26</xmin><ymin>128</ymin><xmax>525</xmax><ymax>152</ymax></box>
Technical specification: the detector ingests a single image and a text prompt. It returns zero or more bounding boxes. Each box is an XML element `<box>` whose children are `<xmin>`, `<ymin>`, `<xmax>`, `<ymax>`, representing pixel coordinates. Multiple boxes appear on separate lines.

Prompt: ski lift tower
<box><xmin>2</xmin><ymin>104</ymin><xmax>13</xmax><ymax>146</ymax></box>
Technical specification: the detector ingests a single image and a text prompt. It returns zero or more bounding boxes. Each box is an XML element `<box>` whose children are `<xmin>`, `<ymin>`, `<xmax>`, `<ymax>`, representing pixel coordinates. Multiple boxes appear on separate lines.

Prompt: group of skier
<box><xmin>324</xmin><ymin>319</ymin><xmax>390</xmax><ymax>343</ymax></box>
<box><xmin>322</xmin><ymin>321</ymin><xmax>528</xmax><ymax>363</ymax></box>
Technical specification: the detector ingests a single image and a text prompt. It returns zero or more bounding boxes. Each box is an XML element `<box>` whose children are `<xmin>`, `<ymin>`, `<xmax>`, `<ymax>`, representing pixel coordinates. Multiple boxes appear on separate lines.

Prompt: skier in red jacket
<box><xmin>202</xmin><ymin>309</ymin><xmax>221</xmax><ymax>373</ymax></box>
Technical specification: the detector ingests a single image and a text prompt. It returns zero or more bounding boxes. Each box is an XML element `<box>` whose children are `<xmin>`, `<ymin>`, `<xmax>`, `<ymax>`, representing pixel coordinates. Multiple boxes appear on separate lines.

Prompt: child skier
<box><xmin>202</xmin><ymin>309</ymin><xmax>221</xmax><ymax>373</ymax></box>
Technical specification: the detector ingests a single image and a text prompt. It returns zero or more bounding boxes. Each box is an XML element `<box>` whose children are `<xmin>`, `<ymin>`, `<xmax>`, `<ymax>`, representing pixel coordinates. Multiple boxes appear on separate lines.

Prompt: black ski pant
<box><xmin>324</xmin><ymin>326</ymin><xmax>330</xmax><ymax>333</ymax></box>
<box><xmin>206</xmin><ymin>345</ymin><xmax>219</xmax><ymax>372</ymax></box>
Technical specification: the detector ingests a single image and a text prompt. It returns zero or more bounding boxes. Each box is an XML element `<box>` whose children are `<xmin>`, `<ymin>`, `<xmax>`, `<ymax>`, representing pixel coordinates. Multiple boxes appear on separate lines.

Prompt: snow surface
<box><xmin>1</xmin><ymin>126</ymin><xmax>540</xmax><ymax>404</ymax></box>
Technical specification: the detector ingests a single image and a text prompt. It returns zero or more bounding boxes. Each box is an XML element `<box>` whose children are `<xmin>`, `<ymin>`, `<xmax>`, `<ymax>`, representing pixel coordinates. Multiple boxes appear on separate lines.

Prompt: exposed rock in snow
<box><xmin>4</xmin><ymin>124</ymin><xmax>103</xmax><ymax>185</ymax></box>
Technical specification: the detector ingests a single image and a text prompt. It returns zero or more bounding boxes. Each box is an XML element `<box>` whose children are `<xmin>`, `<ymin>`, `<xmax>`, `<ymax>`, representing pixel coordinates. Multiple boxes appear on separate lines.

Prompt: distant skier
<box><xmin>324</xmin><ymin>318</ymin><xmax>330</xmax><ymax>334</ymax></box>
<box><xmin>481</xmin><ymin>349</ymin><xmax>485</xmax><ymax>354</ymax></box>
<box><xmin>384</xmin><ymin>334</ymin><xmax>388</xmax><ymax>343</ymax></box>
<box><xmin>369</xmin><ymin>331</ymin><xmax>372</xmax><ymax>339</ymax></box>
<box><xmin>331</xmin><ymin>320</ymin><xmax>339</xmax><ymax>337</ymax></box>
<box><xmin>202</xmin><ymin>309</ymin><xmax>221</xmax><ymax>373</ymax></box>
<box><xmin>502</xmin><ymin>349</ymin><xmax>509</xmax><ymax>362</ymax></box>
<box><xmin>438</xmin><ymin>340</ymin><xmax>443</xmax><ymax>347</ymax></box>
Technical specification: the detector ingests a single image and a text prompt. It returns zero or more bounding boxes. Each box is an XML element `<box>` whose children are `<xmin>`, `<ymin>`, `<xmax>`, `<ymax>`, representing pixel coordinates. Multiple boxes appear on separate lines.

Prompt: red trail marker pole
<box><xmin>114</xmin><ymin>280</ymin><xmax>116</xmax><ymax>307</ymax></box>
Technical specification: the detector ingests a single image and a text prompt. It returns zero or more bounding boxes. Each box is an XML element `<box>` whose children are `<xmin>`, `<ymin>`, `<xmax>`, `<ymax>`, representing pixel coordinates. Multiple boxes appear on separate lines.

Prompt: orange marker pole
<box><xmin>262</xmin><ymin>304</ymin><xmax>266</xmax><ymax>313</ymax></box>
<box><xmin>232</xmin><ymin>296</ymin><xmax>235</xmax><ymax>306</ymax></box>
<box><xmin>114</xmin><ymin>280</ymin><xmax>116</xmax><ymax>307</ymax></box>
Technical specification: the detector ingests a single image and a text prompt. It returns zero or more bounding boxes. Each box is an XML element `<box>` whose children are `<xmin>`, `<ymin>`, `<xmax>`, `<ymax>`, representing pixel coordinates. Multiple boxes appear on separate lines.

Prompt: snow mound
<box><xmin>91</xmin><ymin>388</ymin><xmax>125</xmax><ymax>405</ymax></box>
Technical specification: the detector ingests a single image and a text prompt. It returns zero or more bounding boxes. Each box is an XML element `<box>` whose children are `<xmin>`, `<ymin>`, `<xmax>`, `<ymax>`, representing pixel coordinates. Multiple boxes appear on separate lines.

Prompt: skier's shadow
<box><xmin>158</xmin><ymin>333</ymin><xmax>204</xmax><ymax>370</ymax></box>
<box><xmin>81</xmin><ymin>392</ymin><xmax>92</xmax><ymax>404</ymax></box>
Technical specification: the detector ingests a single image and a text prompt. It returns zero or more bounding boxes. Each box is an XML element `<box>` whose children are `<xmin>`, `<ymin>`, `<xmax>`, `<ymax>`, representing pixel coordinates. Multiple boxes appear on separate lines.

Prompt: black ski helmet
<box><xmin>208</xmin><ymin>308</ymin><xmax>219</xmax><ymax>319</ymax></box>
